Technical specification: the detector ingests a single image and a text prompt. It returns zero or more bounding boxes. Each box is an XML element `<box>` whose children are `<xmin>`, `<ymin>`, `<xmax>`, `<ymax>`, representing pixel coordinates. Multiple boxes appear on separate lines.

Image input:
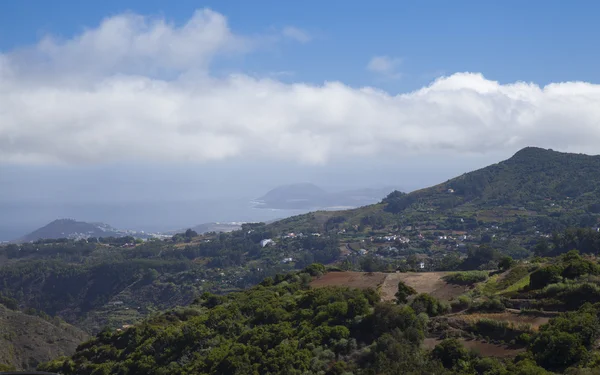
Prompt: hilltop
<box><xmin>15</xmin><ymin>219</ymin><xmax>133</xmax><ymax>243</ymax></box>
<box><xmin>404</xmin><ymin>147</ymin><xmax>600</xmax><ymax>210</ymax></box>
<box><xmin>0</xmin><ymin>303</ymin><xmax>88</xmax><ymax>371</ymax></box>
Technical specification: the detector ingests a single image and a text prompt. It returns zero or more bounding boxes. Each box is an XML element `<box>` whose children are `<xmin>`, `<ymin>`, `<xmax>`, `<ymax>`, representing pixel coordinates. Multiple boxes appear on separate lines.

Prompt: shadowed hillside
<box><xmin>0</xmin><ymin>303</ymin><xmax>88</xmax><ymax>371</ymax></box>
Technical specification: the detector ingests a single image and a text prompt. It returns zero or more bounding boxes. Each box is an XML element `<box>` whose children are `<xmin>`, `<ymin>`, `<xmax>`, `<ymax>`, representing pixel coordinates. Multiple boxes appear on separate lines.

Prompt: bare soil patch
<box><xmin>311</xmin><ymin>271</ymin><xmax>470</xmax><ymax>302</ymax></box>
<box><xmin>423</xmin><ymin>338</ymin><xmax>525</xmax><ymax>358</ymax></box>
<box><xmin>381</xmin><ymin>272</ymin><xmax>470</xmax><ymax>302</ymax></box>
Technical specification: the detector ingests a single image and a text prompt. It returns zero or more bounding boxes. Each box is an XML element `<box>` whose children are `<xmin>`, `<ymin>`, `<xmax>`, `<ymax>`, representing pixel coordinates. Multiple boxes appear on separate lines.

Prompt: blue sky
<box><xmin>2</xmin><ymin>0</ymin><xmax>599</xmax><ymax>93</ymax></box>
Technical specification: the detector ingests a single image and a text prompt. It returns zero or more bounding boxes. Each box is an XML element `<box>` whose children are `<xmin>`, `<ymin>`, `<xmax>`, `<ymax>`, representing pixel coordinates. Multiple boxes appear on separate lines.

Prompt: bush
<box><xmin>469</xmin><ymin>318</ymin><xmax>533</xmax><ymax>342</ymax></box>
<box><xmin>531</xmin><ymin>331</ymin><xmax>586</xmax><ymax>371</ymax></box>
<box><xmin>395</xmin><ymin>281</ymin><xmax>417</xmax><ymax>304</ymax></box>
<box><xmin>304</xmin><ymin>263</ymin><xmax>326</xmax><ymax>277</ymax></box>
<box><xmin>529</xmin><ymin>265</ymin><xmax>563</xmax><ymax>290</ymax></box>
<box><xmin>517</xmin><ymin>333</ymin><xmax>532</xmax><ymax>345</ymax></box>
<box><xmin>498</xmin><ymin>256</ymin><xmax>515</xmax><ymax>271</ymax></box>
<box><xmin>450</xmin><ymin>295</ymin><xmax>471</xmax><ymax>312</ymax></box>
<box><xmin>468</xmin><ymin>297</ymin><xmax>506</xmax><ymax>313</ymax></box>
<box><xmin>410</xmin><ymin>294</ymin><xmax>449</xmax><ymax>317</ymax></box>
<box><xmin>443</xmin><ymin>271</ymin><xmax>488</xmax><ymax>285</ymax></box>
<box><xmin>561</xmin><ymin>259</ymin><xmax>599</xmax><ymax>280</ymax></box>
<box><xmin>431</xmin><ymin>338</ymin><xmax>470</xmax><ymax>369</ymax></box>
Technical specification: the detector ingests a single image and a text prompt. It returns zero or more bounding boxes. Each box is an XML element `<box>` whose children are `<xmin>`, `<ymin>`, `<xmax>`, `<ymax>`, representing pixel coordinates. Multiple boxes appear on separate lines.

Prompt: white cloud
<box><xmin>2</xmin><ymin>9</ymin><xmax>600</xmax><ymax>166</ymax></box>
<box><xmin>8</xmin><ymin>9</ymin><xmax>250</xmax><ymax>83</ymax></box>
<box><xmin>282</xmin><ymin>26</ymin><xmax>311</xmax><ymax>43</ymax></box>
<box><xmin>367</xmin><ymin>55</ymin><xmax>402</xmax><ymax>79</ymax></box>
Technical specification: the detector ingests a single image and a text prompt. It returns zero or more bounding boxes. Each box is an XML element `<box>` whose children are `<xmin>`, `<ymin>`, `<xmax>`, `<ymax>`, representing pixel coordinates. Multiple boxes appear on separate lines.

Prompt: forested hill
<box><xmin>269</xmin><ymin>147</ymin><xmax>600</xmax><ymax>234</ymax></box>
<box><xmin>35</xmin><ymin>266</ymin><xmax>538</xmax><ymax>375</ymax></box>
<box><xmin>17</xmin><ymin>219</ymin><xmax>126</xmax><ymax>243</ymax></box>
<box><xmin>404</xmin><ymin>147</ymin><xmax>600</xmax><ymax>210</ymax></box>
<box><xmin>39</xmin><ymin>262</ymin><xmax>600</xmax><ymax>375</ymax></box>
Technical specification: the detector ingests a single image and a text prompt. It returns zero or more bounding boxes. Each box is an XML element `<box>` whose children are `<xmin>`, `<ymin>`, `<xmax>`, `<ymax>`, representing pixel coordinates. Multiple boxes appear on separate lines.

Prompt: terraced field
<box><xmin>310</xmin><ymin>271</ymin><xmax>470</xmax><ymax>302</ymax></box>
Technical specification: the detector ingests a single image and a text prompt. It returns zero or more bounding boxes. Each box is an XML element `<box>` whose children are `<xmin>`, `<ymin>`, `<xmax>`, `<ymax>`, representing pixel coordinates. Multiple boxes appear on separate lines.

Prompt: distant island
<box><xmin>14</xmin><ymin>219</ymin><xmax>139</xmax><ymax>243</ymax></box>
<box><xmin>15</xmin><ymin>219</ymin><xmax>245</xmax><ymax>243</ymax></box>
<box><xmin>253</xmin><ymin>183</ymin><xmax>399</xmax><ymax>210</ymax></box>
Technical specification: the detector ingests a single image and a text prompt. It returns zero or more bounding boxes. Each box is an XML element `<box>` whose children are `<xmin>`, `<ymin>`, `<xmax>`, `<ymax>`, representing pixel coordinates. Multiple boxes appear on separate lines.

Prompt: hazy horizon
<box><xmin>1</xmin><ymin>152</ymin><xmax>507</xmax><ymax>241</ymax></box>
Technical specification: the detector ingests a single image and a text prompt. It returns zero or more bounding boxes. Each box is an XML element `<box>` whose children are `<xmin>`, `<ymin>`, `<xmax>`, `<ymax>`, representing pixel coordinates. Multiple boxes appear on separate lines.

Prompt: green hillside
<box><xmin>270</xmin><ymin>147</ymin><xmax>600</xmax><ymax>236</ymax></box>
<box><xmin>38</xmin><ymin>263</ymin><xmax>600</xmax><ymax>375</ymax></box>
<box><xmin>395</xmin><ymin>147</ymin><xmax>600</xmax><ymax>210</ymax></box>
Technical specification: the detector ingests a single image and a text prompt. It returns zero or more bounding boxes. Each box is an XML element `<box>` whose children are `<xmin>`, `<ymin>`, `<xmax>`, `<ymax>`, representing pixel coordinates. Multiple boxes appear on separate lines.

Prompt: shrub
<box><xmin>410</xmin><ymin>294</ymin><xmax>449</xmax><ymax>317</ymax></box>
<box><xmin>561</xmin><ymin>259</ymin><xmax>599</xmax><ymax>280</ymax></box>
<box><xmin>469</xmin><ymin>319</ymin><xmax>533</xmax><ymax>342</ymax></box>
<box><xmin>395</xmin><ymin>281</ymin><xmax>417</xmax><ymax>304</ymax></box>
<box><xmin>451</xmin><ymin>295</ymin><xmax>471</xmax><ymax>312</ymax></box>
<box><xmin>443</xmin><ymin>271</ymin><xmax>489</xmax><ymax>285</ymax></box>
<box><xmin>304</xmin><ymin>263</ymin><xmax>326</xmax><ymax>277</ymax></box>
<box><xmin>431</xmin><ymin>338</ymin><xmax>470</xmax><ymax>369</ymax></box>
<box><xmin>498</xmin><ymin>256</ymin><xmax>515</xmax><ymax>271</ymax></box>
<box><xmin>529</xmin><ymin>265</ymin><xmax>563</xmax><ymax>290</ymax></box>
<box><xmin>531</xmin><ymin>331</ymin><xmax>586</xmax><ymax>371</ymax></box>
<box><xmin>468</xmin><ymin>297</ymin><xmax>506</xmax><ymax>313</ymax></box>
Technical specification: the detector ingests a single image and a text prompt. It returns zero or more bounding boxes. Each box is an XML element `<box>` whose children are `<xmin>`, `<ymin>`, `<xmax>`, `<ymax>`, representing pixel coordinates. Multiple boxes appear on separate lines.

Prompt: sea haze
<box><xmin>0</xmin><ymin>198</ymin><xmax>309</xmax><ymax>242</ymax></box>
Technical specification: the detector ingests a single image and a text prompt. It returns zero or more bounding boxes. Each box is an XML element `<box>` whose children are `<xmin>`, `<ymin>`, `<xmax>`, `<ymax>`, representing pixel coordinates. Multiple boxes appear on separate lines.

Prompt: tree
<box><xmin>531</xmin><ymin>331</ymin><xmax>585</xmax><ymax>370</ymax></box>
<box><xmin>303</xmin><ymin>263</ymin><xmax>326</xmax><ymax>277</ymax></box>
<box><xmin>432</xmin><ymin>338</ymin><xmax>469</xmax><ymax>369</ymax></box>
<box><xmin>498</xmin><ymin>256</ymin><xmax>515</xmax><ymax>271</ymax></box>
<box><xmin>529</xmin><ymin>265</ymin><xmax>563</xmax><ymax>289</ymax></box>
<box><xmin>410</xmin><ymin>294</ymin><xmax>449</xmax><ymax>317</ymax></box>
<box><xmin>395</xmin><ymin>281</ymin><xmax>417</xmax><ymax>304</ymax></box>
<box><xmin>534</xmin><ymin>238</ymin><xmax>550</xmax><ymax>257</ymax></box>
<box><xmin>185</xmin><ymin>229</ymin><xmax>198</xmax><ymax>238</ymax></box>
<box><xmin>561</xmin><ymin>259</ymin><xmax>598</xmax><ymax>280</ymax></box>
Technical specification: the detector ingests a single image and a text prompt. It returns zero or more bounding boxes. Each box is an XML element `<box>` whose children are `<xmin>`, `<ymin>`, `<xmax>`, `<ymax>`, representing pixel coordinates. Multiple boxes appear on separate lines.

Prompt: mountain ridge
<box><xmin>267</xmin><ymin>147</ymin><xmax>600</xmax><ymax>233</ymax></box>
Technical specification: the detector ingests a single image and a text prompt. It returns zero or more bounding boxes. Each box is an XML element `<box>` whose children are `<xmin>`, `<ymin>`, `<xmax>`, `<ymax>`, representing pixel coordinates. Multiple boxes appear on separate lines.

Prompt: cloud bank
<box><xmin>2</xmin><ymin>9</ymin><xmax>600</xmax><ymax>165</ymax></box>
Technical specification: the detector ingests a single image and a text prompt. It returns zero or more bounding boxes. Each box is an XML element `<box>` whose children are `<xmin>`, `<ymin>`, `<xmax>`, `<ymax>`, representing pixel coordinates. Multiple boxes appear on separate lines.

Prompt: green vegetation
<box><xmin>37</xmin><ymin>264</ymin><xmax>600</xmax><ymax>374</ymax></box>
<box><xmin>468</xmin><ymin>318</ymin><xmax>533</xmax><ymax>342</ymax></box>
<box><xmin>497</xmin><ymin>273</ymin><xmax>531</xmax><ymax>295</ymax></box>
<box><xmin>444</xmin><ymin>271</ymin><xmax>489</xmax><ymax>285</ymax></box>
<box><xmin>410</xmin><ymin>293</ymin><xmax>449</xmax><ymax>317</ymax></box>
<box><xmin>395</xmin><ymin>280</ymin><xmax>417</xmax><ymax>304</ymax></box>
<box><xmin>38</xmin><ymin>269</ymin><xmax>447</xmax><ymax>375</ymax></box>
<box><xmin>531</xmin><ymin>303</ymin><xmax>600</xmax><ymax>371</ymax></box>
